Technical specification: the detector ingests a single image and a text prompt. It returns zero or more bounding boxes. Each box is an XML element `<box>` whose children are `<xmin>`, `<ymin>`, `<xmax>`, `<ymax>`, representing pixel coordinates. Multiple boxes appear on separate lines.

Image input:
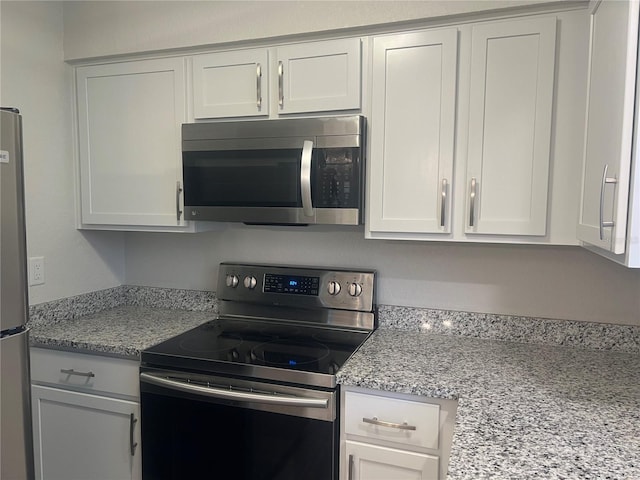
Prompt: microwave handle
<box><xmin>301</xmin><ymin>140</ymin><xmax>314</xmax><ymax>217</ymax></box>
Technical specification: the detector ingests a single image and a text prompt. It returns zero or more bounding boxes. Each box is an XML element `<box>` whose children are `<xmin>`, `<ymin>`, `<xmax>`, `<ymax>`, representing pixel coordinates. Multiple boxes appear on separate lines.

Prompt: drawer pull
<box><xmin>362</xmin><ymin>416</ymin><xmax>417</xmax><ymax>431</ymax></box>
<box><xmin>129</xmin><ymin>413</ymin><xmax>138</xmax><ymax>457</ymax></box>
<box><xmin>60</xmin><ymin>368</ymin><xmax>95</xmax><ymax>378</ymax></box>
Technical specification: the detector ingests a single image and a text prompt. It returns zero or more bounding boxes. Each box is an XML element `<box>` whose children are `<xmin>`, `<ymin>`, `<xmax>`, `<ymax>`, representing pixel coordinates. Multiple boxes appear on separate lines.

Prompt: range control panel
<box><xmin>217</xmin><ymin>263</ymin><xmax>375</xmax><ymax>312</ymax></box>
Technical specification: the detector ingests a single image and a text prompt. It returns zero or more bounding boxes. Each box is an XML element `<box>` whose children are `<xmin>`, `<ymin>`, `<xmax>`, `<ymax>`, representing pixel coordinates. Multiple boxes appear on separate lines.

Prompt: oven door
<box><xmin>140</xmin><ymin>368</ymin><xmax>338</xmax><ymax>480</ymax></box>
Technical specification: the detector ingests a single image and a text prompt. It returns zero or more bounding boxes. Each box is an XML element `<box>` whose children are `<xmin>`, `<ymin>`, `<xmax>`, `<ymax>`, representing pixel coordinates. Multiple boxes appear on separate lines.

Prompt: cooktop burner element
<box><xmin>142</xmin><ymin>263</ymin><xmax>376</xmax><ymax>389</ymax></box>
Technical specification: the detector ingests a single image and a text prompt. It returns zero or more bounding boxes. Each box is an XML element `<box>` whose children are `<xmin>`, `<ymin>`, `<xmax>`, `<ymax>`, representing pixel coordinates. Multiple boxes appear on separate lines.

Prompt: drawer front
<box><xmin>30</xmin><ymin>348</ymin><xmax>139</xmax><ymax>398</ymax></box>
<box><xmin>344</xmin><ymin>391</ymin><xmax>439</xmax><ymax>450</ymax></box>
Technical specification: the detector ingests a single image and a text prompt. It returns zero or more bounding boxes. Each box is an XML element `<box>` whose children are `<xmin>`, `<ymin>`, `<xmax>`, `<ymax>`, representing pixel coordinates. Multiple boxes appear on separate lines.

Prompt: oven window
<box><xmin>141</xmin><ymin>390</ymin><xmax>336</xmax><ymax>480</ymax></box>
<box><xmin>183</xmin><ymin>149</ymin><xmax>315</xmax><ymax>208</ymax></box>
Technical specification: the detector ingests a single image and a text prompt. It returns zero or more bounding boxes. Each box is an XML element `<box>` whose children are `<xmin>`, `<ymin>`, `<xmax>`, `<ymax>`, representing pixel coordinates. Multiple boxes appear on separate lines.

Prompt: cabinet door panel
<box><xmin>76</xmin><ymin>58</ymin><xmax>186</xmax><ymax>227</ymax></box>
<box><xmin>276</xmin><ymin>38</ymin><xmax>361</xmax><ymax>114</ymax></box>
<box><xmin>577</xmin><ymin>0</ymin><xmax>639</xmax><ymax>253</ymax></box>
<box><xmin>346</xmin><ymin>440</ymin><xmax>439</xmax><ymax>480</ymax></box>
<box><xmin>32</xmin><ymin>385</ymin><xmax>140</xmax><ymax>480</ymax></box>
<box><xmin>466</xmin><ymin>17</ymin><xmax>556</xmax><ymax>236</ymax></box>
<box><xmin>368</xmin><ymin>29</ymin><xmax>457</xmax><ymax>234</ymax></box>
<box><xmin>192</xmin><ymin>49</ymin><xmax>269</xmax><ymax>118</ymax></box>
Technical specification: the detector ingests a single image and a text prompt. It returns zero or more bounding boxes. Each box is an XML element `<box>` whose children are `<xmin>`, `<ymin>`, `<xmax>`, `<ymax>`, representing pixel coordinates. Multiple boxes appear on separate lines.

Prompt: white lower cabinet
<box><xmin>341</xmin><ymin>388</ymin><xmax>457</xmax><ymax>480</ymax></box>
<box><xmin>30</xmin><ymin>348</ymin><xmax>141</xmax><ymax>480</ymax></box>
<box><xmin>345</xmin><ymin>440</ymin><xmax>439</xmax><ymax>480</ymax></box>
<box><xmin>31</xmin><ymin>386</ymin><xmax>141</xmax><ymax>480</ymax></box>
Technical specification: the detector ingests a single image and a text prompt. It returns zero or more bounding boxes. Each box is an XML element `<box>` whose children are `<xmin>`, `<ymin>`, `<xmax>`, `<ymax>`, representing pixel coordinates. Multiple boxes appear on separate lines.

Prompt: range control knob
<box><xmin>327</xmin><ymin>281</ymin><xmax>341</xmax><ymax>296</ymax></box>
<box><xmin>348</xmin><ymin>282</ymin><xmax>363</xmax><ymax>297</ymax></box>
<box><xmin>243</xmin><ymin>275</ymin><xmax>257</xmax><ymax>290</ymax></box>
<box><xmin>225</xmin><ymin>274</ymin><xmax>239</xmax><ymax>288</ymax></box>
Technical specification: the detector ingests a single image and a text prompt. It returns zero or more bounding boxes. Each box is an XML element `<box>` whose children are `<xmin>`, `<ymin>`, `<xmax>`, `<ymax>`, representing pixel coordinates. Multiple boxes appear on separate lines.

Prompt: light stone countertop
<box><xmin>337</xmin><ymin>328</ymin><xmax>640</xmax><ymax>479</ymax></box>
<box><xmin>29</xmin><ymin>305</ymin><xmax>214</xmax><ymax>358</ymax></box>
<box><xmin>27</xmin><ymin>288</ymin><xmax>640</xmax><ymax>479</ymax></box>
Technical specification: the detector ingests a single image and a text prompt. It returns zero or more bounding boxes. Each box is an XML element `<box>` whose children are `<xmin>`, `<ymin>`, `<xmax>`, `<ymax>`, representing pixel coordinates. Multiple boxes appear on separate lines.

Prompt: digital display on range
<box><xmin>263</xmin><ymin>274</ymin><xmax>319</xmax><ymax>296</ymax></box>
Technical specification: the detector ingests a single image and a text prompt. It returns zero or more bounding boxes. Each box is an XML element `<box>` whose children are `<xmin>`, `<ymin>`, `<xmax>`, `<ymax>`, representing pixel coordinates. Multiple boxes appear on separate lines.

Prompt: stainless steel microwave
<box><xmin>182</xmin><ymin>115</ymin><xmax>365</xmax><ymax>225</ymax></box>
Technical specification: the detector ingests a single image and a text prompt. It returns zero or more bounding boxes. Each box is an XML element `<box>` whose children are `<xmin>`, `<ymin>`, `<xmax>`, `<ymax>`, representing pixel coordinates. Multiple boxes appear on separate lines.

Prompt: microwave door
<box><xmin>182</xmin><ymin>138</ymin><xmax>317</xmax><ymax>224</ymax></box>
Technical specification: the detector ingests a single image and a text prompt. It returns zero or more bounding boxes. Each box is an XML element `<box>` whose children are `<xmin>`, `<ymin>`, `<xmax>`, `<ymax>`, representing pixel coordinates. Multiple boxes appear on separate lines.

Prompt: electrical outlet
<box><xmin>29</xmin><ymin>256</ymin><xmax>45</xmax><ymax>286</ymax></box>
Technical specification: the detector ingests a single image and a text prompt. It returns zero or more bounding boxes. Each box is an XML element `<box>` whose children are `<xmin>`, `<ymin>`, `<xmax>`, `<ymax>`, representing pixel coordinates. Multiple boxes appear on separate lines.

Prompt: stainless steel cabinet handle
<box><xmin>440</xmin><ymin>178</ymin><xmax>448</xmax><ymax>228</ymax></box>
<box><xmin>278</xmin><ymin>61</ymin><xmax>284</xmax><ymax>108</ymax></box>
<box><xmin>129</xmin><ymin>413</ymin><xmax>138</xmax><ymax>457</ymax></box>
<box><xmin>176</xmin><ymin>181</ymin><xmax>183</xmax><ymax>222</ymax></box>
<box><xmin>60</xmin><ymin>368</ymin><xmax>95</xmax><ymax>378</ymax></box>
<box><xmin>348</xmin><ymin>454</ymin><xmax>354</xmax><ymax>480</ymax></box>
<box><xmin>141</xmin><ymin>372</ymin><xmax>329</xmax><ymax>408</ymax></box>
<box><xmin>301</xmin><ymin>140</ymin><xmax>314</xmax><ymax>217</ymax></box>
<box><xmin>362</xmin><ymin>416</ymin><xmax>417</xmax><ymax>431</ymax></box>
<box><xmin>469</xmin><ymin>177</ymin><xmax>477</xmax><ymax>227</ymax></box>
<box><xmin>599</xmin><ymin>164</ymin><xmax>617</xmax><ymax>240</ymax></box>
<box><xmin>256</xmin><ymin>63</ymin><xmax>262</xmax><ymax>110</ymax></box>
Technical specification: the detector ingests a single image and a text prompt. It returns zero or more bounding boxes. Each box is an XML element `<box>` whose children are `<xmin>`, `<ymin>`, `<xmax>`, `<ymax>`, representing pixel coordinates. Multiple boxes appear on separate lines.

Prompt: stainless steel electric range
<box><xmin>140</xmin><ymin>263</ymin><xmax>376</xmax><ymax>480</ymax></box>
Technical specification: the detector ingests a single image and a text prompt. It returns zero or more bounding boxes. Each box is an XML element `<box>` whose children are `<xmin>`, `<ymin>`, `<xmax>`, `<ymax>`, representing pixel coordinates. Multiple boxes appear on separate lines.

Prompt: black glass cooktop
<box><xmin>141</xmin><ymin>317</ymin><xmax>371</xmax><ymax>389</ymax></box>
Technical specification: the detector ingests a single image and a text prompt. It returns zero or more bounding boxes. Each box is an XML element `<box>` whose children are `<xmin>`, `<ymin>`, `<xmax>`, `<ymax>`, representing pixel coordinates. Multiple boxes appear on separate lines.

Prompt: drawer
<box><xmin>344</xmin><ymin>391</ymin><xmax>440</xmax><ymax>450</ymax></box>
<box><xmin>30</xmin><ymin>348</ymin><xmax>139</xmax><ymax>398</ymax></box>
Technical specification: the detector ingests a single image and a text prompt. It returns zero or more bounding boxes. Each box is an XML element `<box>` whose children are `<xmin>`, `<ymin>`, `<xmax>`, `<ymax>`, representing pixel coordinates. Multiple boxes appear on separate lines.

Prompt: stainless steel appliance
<box><xmin>181</xmin><ymin>115</ymin><xmax>366</xmax><ymax>225</ymax></box>
<box><xmin>1</xmin><ymin>107</ymin><xmax>35</xmax><ymax>479</ymax></box>
<box><xmin>140</xmin><ymin>263</ymin><xmax>376</xmax><ymax>480</ymax></box>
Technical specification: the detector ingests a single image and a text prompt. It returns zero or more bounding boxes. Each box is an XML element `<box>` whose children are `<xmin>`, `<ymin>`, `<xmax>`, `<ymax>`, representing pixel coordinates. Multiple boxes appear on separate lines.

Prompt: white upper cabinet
<box><xmin>367</xmin><ymin>13</ymin><xmax>581</xmax><ymax>244</ymax></box>
<box><xmin>368</xmin><ymin>29</ymin><xmax>457</xmax><ymax>234</ymax></box>
<box><xmin>76</xmin><ymin>58</ymin><xmax>204</xmax><ymax>231</ymax></box>
<box><xmin>465</xmin><ymin>17</ymin><xmax>556</xmax><ymax>236</ymax></box>
<box><xmin>191</xmin><ymin>38</ymin><xmax>361</xmax><ymax>119</ymax></box>
<box><xmin>275</xmin><ymin>38</ymin><xmax>361</xmax><ymax>114</ymax></box>
<box><xmin>578</xmin><ymin>0</ymin><xmax>640</xmax><ymax>257</ymax></box>
<box><xmin>192</xmin><ymin>48</ymin><xmax>269</xmax><ymax>119</ymax></box>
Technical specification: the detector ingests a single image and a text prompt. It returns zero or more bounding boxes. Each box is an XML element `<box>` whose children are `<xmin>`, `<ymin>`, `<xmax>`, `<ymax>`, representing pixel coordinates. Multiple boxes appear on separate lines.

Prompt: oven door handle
<box><xmin>140</xmin><ymin>372</ymin><xmax>329</xmax><ymax>408</ymax></box>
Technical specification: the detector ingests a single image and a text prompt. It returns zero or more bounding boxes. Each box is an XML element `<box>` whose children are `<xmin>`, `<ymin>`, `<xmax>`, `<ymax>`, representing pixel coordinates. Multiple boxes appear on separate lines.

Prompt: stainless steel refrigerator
<box><xmin>1</xmin><ymin>107</ymin><xmax>35</xmax><ymax>479</ymax></box>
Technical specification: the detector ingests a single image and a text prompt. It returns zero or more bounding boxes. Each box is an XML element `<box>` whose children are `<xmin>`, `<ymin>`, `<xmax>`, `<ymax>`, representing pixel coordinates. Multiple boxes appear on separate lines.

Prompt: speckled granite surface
<box><xmin>337</xmin><ymin>329</ymin><xmax>640</xmax><ymax>479</ymax></box>
<box><xmin>28</xmin><ymin>288</ymin><xmax>640</xmax><ymax>478</ymax></box>
<box><xmin>30</xmin><ymin>306</ymin><xmax>214</xmax><ymax>358</ymax></box>
<box><xmin>378</xmin><ymin>305</ymin><xmax>640</xmax><ymax>354</ymax></box>
<box><xmin>28</xmin><ymin>286</ymin><xmax>217</xmax><ymax>358</ymax></box>
<box><xmin>28</xmin><ymin>285</ymin><xmax>217</xmax><ymax>327</ymax></box>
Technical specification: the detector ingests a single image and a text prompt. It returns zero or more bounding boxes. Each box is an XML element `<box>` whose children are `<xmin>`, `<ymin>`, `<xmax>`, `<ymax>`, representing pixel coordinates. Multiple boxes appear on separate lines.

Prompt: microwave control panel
<box><xmin>314</xmin><ymin>148</ymin><xmax>360</xmax><ymax>208</ymax></box>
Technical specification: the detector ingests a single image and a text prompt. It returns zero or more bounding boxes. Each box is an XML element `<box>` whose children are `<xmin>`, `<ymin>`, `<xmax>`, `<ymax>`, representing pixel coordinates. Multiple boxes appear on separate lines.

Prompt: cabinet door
<box><xmin>345</xmin><ymin>440</ymin><xmax>439</xmax><ymax>480</ymax></box>
<box><xmin>276</xmin><ymin>38</ymin><xmax>361</xmax><ymax>114</ymax></box>
<box><xmin>76</xmin><ymin>58</ymin><xmax>187</xmax><ymax>227</ymax></box>
<box><xmin>577</xmin><ymin>0</ymin><xmax>639</xmax><ymax>253</ymax></box>
<box><xmin>465</xmin><ymin>17</ymin><xmax>556</xmax><ymax>236</ymax></box>
<box><xmin>192</xmin><ymin>49</ymin><xmax>269</xmax><ymax>119</ymax></box>
<box><xmin>368</xmin><ymin>29</ymin><xmax>457</xmax><ymax>234</ymax></box>
<box><xmin>32</xmin><ymin>385</ymin><xmax>141</xmax><ymax>480</ymax></box>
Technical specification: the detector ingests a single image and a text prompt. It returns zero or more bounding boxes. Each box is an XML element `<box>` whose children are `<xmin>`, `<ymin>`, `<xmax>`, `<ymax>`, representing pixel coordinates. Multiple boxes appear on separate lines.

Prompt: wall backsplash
<box><xmin>28</xmin><ymin>285</ymin><xmax>640</xmax><ymax>354</ymax></box>
<box><xmin>123</xmin><ymin>225</ymin><xmax>640</xmax><ymax>326</ymax></box>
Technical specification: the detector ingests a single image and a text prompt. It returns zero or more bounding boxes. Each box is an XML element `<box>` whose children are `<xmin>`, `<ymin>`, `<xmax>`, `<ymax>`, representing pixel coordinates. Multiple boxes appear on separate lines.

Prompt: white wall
<box><xmin>60</xmin><ymin>0</ymin><xmax>640</xmax><ymax>326</ymax></box>
<box><xmin>124</xmin><ymin>226</ymin><xmax>640</xmax><ymax>326</ymax></box>
<box><xmin>9</xmin><ymin>0</ymin><xmax>637</xmax><ymax>325</ymax></box>
<box><xmin>0</xmin><ymin>1</ymin><xmax>125</xmax><ymax>304</ymax></box>
<box><xmin>62</xmin><ymin>0</ymin><xmax>573</xmax><ymax>60</ymax></box>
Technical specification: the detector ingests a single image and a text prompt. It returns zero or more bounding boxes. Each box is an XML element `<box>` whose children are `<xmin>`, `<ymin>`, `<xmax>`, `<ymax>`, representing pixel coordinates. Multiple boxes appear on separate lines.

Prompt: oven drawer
<box><xmin>344</xmin><ymin>391</ymin><xmax>440</xmax><ymax>450</ymax></box>
<box><xmin>30</xmin><ymin>347</ymin><xmax>139</xmax><ymax>398</ymax></box>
